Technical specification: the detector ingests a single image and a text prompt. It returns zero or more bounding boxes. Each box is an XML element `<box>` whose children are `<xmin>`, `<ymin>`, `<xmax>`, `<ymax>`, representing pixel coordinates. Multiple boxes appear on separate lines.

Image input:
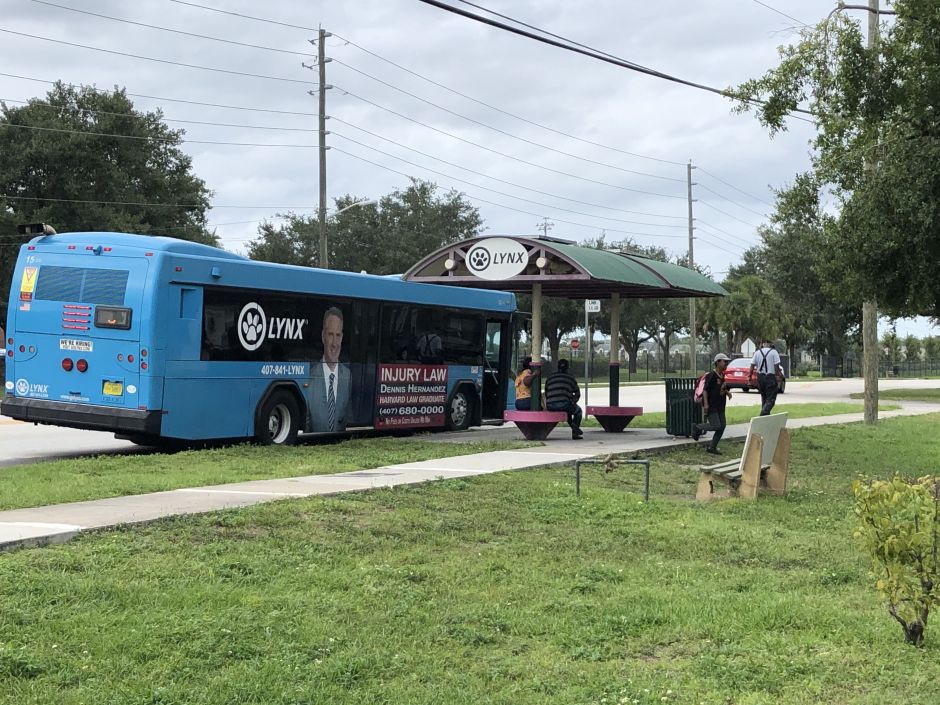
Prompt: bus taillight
<box><xmin>127</xmin><ymin>354</ymin><xmax>135</xmax><ymax>363</ymax></box>
<box><xmin>62</xmin><ymin>358</ymin><xmax>73</xmax><ymax>372</ymax></box>
<box><xmin>76</xmin><ymin>359</ymin><xmax>88</xmax><ymax>373</ymax></box>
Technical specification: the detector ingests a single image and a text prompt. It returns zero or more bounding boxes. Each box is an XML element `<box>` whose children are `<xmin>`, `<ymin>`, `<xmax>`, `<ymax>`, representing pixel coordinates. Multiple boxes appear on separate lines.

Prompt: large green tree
<box><xmin>733</xmin><ymin>0</ymin><xmax>940</xmax><ymax>317</ymax></box>
<box><xmin>0</xmin><ymin>83</ymin><xmax>215</xmax><ymax>313</ymax></box>
<box><xmin>247</xmin><ymin>180</ymin><xmax>483</xmax><ymax>274</ymax></box>
<box><xmin>754</xmin><ymin>174</ymin><xmax>860</xmax><ymax>359</ymax></box>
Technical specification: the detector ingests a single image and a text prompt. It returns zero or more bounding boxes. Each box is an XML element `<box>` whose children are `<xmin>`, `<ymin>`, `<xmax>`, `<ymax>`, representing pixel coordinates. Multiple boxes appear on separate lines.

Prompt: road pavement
<box><xmin>2</xmin><ymin>377</ymin><xmax>938</xmax><ymax>467</ymax></box>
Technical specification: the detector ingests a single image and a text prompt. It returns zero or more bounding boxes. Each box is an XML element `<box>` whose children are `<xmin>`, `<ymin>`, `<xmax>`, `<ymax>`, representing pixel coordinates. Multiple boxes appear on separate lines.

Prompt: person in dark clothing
<box><xmin>750</xmin><ymin>338</ymin><xmax>784</xmax><ymax>416</ymax></box>
<box><xmin>545</xmin><ymin>359</ymin><xmax>583</xmax><ymax>439</ymax></box>
<box><xmin>692</xmin><ymin>353</ymin><xmax>733</xmax><ymax>454</ymax></box>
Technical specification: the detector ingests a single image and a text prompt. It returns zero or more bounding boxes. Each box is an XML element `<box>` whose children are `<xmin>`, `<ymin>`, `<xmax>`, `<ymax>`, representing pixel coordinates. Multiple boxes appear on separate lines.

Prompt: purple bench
<box><xmin>503</xmin><ymin>410</ymin><xmax>568</xmax><ymax>440</ymax></box>
<box><xmin>586</xmin><ymin>406</ymin><xmax>644</xmax><ymax>433</ymax></box>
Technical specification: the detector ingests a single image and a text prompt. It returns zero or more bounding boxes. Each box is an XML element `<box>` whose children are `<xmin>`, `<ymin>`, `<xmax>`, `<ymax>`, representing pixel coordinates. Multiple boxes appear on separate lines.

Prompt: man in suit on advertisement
<box><xmin>307</xmin><ymin>306</ymin><xmax>351</xmax><ymax>432</ymax></box>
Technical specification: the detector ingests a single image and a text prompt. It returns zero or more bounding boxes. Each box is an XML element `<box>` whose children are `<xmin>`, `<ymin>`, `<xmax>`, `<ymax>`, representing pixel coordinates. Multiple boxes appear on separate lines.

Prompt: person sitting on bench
<box><xmin>693</xmin><ymin>353</ymin><xmax>733</xmax><ymax>454</ymax></box>
<box><xmin>545</xmin><ymin>359</ymin><xmax>583</xmax><ymax>439</ymax></box>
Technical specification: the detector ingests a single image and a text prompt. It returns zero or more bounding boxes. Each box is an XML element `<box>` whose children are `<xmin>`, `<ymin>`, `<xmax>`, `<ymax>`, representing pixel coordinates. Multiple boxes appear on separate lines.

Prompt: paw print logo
<box><xmin>236</xmin><ymin>302</ymin><xmax>267</xmax><ymax>351</ymax></box>
<box><xmin>467</xmin><ymin>246</ymin><xmax>491</xmax><ymax>272</ymax></box>
<box><xmin>242</xmin><ymin>312</ymin><xmax>262</xmax><ymax>342</ymax></box>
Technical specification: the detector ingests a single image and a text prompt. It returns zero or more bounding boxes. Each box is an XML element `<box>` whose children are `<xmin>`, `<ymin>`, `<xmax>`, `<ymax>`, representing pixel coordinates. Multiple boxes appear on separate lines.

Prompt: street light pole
<box><xmin>333</xmin><ymin>199</ymin><xmax>377</xmax><ymax>217</ymax></box>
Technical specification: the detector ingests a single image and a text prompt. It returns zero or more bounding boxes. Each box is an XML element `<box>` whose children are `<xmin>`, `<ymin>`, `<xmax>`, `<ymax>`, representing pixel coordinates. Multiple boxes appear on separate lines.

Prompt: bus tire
<box><xmin>255</xmin><ymin>391</ymin><xmax>300</xmax><ymax>445</ymax></box>
<box><xmin>446</xmin><ymin>386</ymin><xmax>474</xmax><ymax>431</ymax></box>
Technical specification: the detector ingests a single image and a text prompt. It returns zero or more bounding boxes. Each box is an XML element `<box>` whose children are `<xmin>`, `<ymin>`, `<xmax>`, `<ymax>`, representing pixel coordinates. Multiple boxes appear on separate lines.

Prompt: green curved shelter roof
<box><xmin>403</xmin><ymin>236</ymin><xmax>727</xmax><ymax>299</ymax></box>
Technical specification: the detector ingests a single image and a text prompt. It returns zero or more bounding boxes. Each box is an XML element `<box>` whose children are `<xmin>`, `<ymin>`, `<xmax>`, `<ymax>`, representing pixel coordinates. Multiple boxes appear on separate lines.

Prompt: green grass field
<box><xmin>2</xmin><ymin>415</ymin><xmax>940</xmax><ymax>704</ymax></box>
<box><xmin>0</xmin><ymin>437</ymin><xmax>531</xmax><ymax>511</ymax></box>
<box><xmin>584</xmin><ymin>401</ymin><xmax>899</xmax><ymax>429</ymax></box>
<box><xmin>851</xmin><ymin>387</ymin><xmax>940</xmax><ymax>403</ymax></box>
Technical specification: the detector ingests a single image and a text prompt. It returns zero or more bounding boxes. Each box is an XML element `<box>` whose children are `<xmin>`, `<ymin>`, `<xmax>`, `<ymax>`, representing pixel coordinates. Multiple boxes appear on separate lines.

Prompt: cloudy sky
<box><xmin>1</xmin><ymin>0</ymin><xmax>930</xmax><ymax>336</ymax></box>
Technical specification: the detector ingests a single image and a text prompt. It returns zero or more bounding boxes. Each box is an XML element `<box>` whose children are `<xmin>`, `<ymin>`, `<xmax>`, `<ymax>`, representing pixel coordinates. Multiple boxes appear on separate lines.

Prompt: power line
<box><xmin>29</xmin><ymin>0</ymin><xmax>316</xmax><ymax>57</ymax></box>
<box><xmin>0</xmin><ymin>72</ymin><xmax>317</xmax><ymax>117</ymax></box>
<box><xmin>331</xmin><ymin>31</ymin><xmax>685</xmax><ymax>167</ymax></box>
<box><xmin>2</xmin><ymin>95</ymin><xmax>688</xmax><ymax>222</ymax></box>
<box><xmin>0</xmin><ymin>97</ymin><xmax>316</xmax><ymax>133</ymax></box>
<box><xmin>697</xmin><ymin>201</ymin><xmax>762</xmax><ymax>229</ymax></box>
<box><xmin>330</xmin><ymin>131</ymin><xmax>687</xmax><ymax>234</ymax></box>
<box><xmin>696</xmin><ymin>165</ymin><xmax>776</xmax><ymax>208</ymax></box>
<box><xmin>165</xmin><ymin>0</ymin><xmax>318</xmax><ymax>32</ymax></box>
<box><xmin>750</xmin><ymin>0</ymin><xmax>809</xmax><ymax>27</ymax></box>
<box><xmin>1</xmin><ymin>194</ymin><xmax>316</xmax><ymax>210</ymax></box>
<box><xmin>331</xmin><ymin>146</ymin><xmax>686</xmax><ymax>242</ymax></box>
<box><xmin>421</xmin><ymin>0</ymin><xmax>816</xmax><ymax>120</ymax></box>
<box><xmin>0</xmin><ymin>29</ymin><xmax>316</xmax><ymax>86</ymax></box>
<box><xmin>696</xmin><ymin>220</ymin><xmax>755</xmax><ymax>248</ymax></box>
<box><xmin>332</xmin><ymin>58</ymin><xmax>683</xmax><ymax>182</ymax></box>
<box><xmin>335</xmin><ymin>87</ymin><xmax>684</xmax><ymax>199</ymax></box>
<box><xmin>330</xmin><ymin>117</ymin><xmax>685</xmax><ymax>222</ymax></box>
<box><xmin>0</xmin><ymin>122</ymin><xmax>323</xmax><ymax>148</ymax></box>
<box><xmin>23</xmin><ymin>0</ymin><xmax>691</xmax><ymax>170</ymax></box>
<box><xmin>694</xmin><ymin>183</ymin><xmax>768</xmax><ymax>219</ymax></box>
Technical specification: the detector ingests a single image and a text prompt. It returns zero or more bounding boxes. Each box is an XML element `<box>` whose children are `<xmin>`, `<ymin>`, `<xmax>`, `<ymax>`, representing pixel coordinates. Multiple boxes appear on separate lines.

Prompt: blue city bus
<box><xmin>2</xmin><ymin>230</ymin><xmax>518</xmax><ymax>445</ymax></box>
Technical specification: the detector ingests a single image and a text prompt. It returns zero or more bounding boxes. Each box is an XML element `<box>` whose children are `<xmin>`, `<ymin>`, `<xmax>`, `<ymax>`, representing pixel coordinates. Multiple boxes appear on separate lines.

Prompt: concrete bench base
<box><xmin>503</xmin><ymin>410</ymin><xmax>568</xmax><ymax>440</ymax></box>
<box><xmin>586</xmin><ymin>406</ymin><xmax>643</xmax><ymax>433</ymax></box>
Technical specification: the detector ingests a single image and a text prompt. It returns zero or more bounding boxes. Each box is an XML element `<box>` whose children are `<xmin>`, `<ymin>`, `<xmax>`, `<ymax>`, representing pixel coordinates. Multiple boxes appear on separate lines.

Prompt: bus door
<box><xmin>481</xmin><ymin>316</ymin><xmax>510</xmax><ymax>421</ymax></box>
<box><xmin>9</xmin><ymin>256</ymin><xmax>149</xmax><ymax>412</ymax></box>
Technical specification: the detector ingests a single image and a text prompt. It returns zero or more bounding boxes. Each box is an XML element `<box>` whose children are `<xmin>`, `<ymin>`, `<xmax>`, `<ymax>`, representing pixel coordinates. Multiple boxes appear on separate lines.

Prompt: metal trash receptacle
<box><xmin>665</xmin><ymin>377</ymin><xmax>703</xmax><ymax>437</ymax></box>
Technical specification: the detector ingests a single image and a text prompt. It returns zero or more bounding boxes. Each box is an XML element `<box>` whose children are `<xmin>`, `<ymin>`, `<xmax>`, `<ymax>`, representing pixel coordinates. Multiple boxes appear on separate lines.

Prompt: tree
<box><xmin>902</xmin><ymin>334</ymin><xmax>923</xmax><ymax>363</ymax></box>
<box><xmin>699</xmin><ymin>275</ymin><xmax>778</xmax><ymax>354</ymax></box>
<box><xmin>247</xmin><ymin>180</ymin><xmax>483</xmax><ymax>274</ymax></box>
<box><xmin>0</xmin><ymin>83</ymin><xmax>215</xmax><ymax>312</ymax></box>
<box><xmin>755</xmin><ymin>174</ymin><xmax>860</xmax><ymax>360</ymax></box>
<box><xmin>733</xmin><ymin>1</ymin><xmax>940</xmax><ymax>317</ymax></box>
<box><xmin>925</xmin><ymin>336</ymin><xmax>940</xmax><ymax>361</ymax></box>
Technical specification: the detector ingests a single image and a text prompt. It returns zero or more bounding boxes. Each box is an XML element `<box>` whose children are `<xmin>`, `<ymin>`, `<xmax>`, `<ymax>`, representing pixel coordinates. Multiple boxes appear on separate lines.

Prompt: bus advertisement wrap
<box><xmin>375</xmin><ymin>364</ymin><xmax>448</xmax><ymax>429</ymax></box>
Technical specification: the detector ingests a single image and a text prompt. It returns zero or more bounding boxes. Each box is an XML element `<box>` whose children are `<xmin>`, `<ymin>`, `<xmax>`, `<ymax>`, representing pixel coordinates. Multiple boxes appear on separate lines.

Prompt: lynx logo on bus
<box><xmin>465</xmin><ymin>238</ymin><xmax>529</xmax><ymax>281</ymax></box>
<box><xmin>237</xmin><ymin>302</ymin><xmax>308</xmax><ymax>352</ymax></box>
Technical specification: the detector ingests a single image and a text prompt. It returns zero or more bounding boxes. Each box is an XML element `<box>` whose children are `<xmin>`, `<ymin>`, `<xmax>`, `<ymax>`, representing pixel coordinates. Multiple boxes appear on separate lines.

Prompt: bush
<box><xmin>853</xmin><ymin>475</ymin><xmax>940</xmax><ymax>646</ymax></box>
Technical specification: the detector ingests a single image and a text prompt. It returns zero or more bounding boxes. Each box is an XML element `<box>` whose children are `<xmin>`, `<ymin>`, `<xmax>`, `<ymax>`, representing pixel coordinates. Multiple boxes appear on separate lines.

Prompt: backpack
<box><xmin>692</xmin><ymin>373</ymin><xmax>708</xmax><ymax>405</ymax></box>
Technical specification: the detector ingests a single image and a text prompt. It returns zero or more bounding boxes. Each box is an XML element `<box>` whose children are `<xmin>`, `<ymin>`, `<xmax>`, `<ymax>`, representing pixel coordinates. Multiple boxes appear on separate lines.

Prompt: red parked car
<box><xmin>722</xmin><ymin>357</ymin><xmax>785</xmax><ymax>393</ymax></box>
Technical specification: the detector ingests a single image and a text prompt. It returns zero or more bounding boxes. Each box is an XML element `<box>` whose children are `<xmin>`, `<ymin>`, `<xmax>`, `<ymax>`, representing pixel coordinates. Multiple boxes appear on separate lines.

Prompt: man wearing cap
<box><xmin>692</xmin><ymin>353</ymin><xmax>733</xmax><ymax>454</ymax></box>
<box><xmin>750</xmin><ymin>338</ymin><xmax>784</xmax><ymax>416</ymax></box>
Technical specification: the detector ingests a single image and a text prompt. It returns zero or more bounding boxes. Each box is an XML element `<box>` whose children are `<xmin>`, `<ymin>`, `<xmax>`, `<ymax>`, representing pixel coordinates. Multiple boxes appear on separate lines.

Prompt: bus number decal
<box><xmin>260</xmin><ymin>363</ymin><xmax>309</xmax><ymax>376</ymax></box>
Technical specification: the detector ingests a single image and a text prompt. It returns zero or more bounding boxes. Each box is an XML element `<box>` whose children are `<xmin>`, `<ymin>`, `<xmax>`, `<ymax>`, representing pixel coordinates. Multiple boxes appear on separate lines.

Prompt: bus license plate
<box><xmin>103</xmin><ymin>381</ymin><xmax>123</xmax><ymax>396</ymax></box>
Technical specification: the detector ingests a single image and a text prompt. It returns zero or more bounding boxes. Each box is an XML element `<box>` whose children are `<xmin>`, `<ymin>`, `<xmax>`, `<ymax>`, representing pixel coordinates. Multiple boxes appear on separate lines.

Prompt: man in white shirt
<box><xmin>750</xmin><ymin>338</ymin><xmax>784</xmax><ymax>416</ymax></box>
<box><xmin>307</xmin><ymin>306</ymin><xmax>351</xmax><ymax>432</ymax></box>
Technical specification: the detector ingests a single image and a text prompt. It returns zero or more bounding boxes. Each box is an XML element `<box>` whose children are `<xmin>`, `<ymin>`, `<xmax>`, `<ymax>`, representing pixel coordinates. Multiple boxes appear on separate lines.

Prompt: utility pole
<box><xmin>862</xmin><ymin>0</ymin><xmax>879</xmax><ymax>424</ymax></box>
<box><xmin>317</xmin><ymin>26</ymin><xmax>332</xmax><ymax>269</ymax></box>
<box><xmin>537</xmin><ymin>218</ymin><xmax>554</xmax><ymax>238</ymax></box>
<box><xmin>687</xmin><ymin>161</ymin><xmax>697</xmax><ymax>372</ymax></box>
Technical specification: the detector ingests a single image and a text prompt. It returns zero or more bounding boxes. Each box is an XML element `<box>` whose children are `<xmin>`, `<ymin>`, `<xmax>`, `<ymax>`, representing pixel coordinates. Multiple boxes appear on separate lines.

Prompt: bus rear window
<box><xmin>95</xmin><ymin>307</ymin><xmax>132</xmax><ymax>330</ymax></box>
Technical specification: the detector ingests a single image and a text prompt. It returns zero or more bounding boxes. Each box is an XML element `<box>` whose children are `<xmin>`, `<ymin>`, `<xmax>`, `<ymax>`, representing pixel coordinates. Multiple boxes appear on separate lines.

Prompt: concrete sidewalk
<box><xmin>1</xmin><ymin>405</ymin><xmax>935</xmax><ymax>552</ymax></box>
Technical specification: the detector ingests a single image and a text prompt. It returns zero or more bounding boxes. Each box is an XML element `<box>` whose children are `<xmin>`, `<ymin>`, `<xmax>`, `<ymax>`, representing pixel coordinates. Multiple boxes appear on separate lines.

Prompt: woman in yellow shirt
<box><xmin>514</xmin><ymin>356</ymin><xmax>539</xmax><ymax>410</ymax></box>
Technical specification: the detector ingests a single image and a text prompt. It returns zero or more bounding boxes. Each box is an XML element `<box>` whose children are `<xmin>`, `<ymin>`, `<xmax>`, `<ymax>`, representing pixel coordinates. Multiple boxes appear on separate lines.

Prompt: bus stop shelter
<box><xmin>404</xmin><ymin>235</ymin><xmax>726</xmax><ymax>438</ymax></box>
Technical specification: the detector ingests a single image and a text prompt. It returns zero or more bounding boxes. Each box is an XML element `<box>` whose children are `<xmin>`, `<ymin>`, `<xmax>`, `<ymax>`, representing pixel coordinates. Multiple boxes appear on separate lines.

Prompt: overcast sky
<box><xmin>1</xmin><ymin>0</ymin><xmax>931</xmax><ymax>336</ymax></box>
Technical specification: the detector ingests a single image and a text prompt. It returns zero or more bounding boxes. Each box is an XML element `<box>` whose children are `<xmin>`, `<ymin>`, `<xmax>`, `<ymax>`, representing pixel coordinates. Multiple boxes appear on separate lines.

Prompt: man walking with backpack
<box><xmin>750</xmin><ymin>338</ymin><xmax>784</xmax><ymax>416</ymax></box>
<box><xmin>692</xmin><ymin>353</ymin><xmax>732</xmax><ymax>454</ymax></box>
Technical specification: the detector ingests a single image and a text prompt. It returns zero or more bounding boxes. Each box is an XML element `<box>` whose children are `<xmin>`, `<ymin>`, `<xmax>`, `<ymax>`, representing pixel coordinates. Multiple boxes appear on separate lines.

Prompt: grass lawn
<box><xmin>2</xmin><ymin>415</ymin><xmax>940</xmax><ymax>704</ymax></box>
<box><xmin>851</xmin><ymin>387</ymin><xmax>940</xmax><ymax>403</ymax></box>
<box><xmin>0</xmin><ymin>437</ymin><xmax>532</xmax><ymax>512</ymax></box>
<box><xmin>584</xmin><ymin>401</ymin><xmax>899</xmax><ymax>429</ymax></box>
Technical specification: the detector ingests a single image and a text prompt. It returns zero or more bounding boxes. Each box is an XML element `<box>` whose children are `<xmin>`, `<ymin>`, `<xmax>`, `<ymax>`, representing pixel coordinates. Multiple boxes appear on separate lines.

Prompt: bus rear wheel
<box><xmin>256</xmin><ymin>391</ymin><xmax>300</xmax><ymax>445</ymax></box>
<box><xmin>446</xmin><ymin>388</ymin><xmax>473</xmax><ymax>431</ymax></box>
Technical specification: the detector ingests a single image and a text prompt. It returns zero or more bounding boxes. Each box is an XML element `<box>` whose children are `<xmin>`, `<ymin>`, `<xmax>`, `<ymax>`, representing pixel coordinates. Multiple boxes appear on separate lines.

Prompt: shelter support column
<box><xmin>609</xmin><ymin>293</ymin><xmax>620</xmax><ymax>406</ymax></box>
<box><xmin>530</xmin><ymin>282</ymin><xmax>543</xmax><ymax>410</ymax></box>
